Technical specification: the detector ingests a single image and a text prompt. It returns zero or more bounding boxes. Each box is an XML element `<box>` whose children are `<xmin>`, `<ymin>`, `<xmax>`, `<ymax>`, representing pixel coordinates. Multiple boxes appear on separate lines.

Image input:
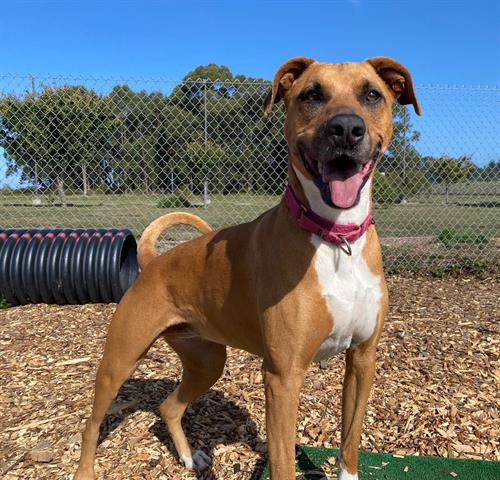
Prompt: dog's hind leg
<box><xmin>74</xmin><ymin>283</ymin><xmax>175</xmax><ymax>480</ymax></box>
<box><xmin>159</xmin><ymin>333</ymin><xmax>226</xmax><ymax>470</ymax></box>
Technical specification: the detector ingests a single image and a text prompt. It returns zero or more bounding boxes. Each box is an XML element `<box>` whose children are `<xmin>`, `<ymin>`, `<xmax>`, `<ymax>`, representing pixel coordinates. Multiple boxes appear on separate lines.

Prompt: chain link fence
<box><xmin>0</xmin><ymin>74</ymin><xmax>498</xmax><ymax>272</ymax></box>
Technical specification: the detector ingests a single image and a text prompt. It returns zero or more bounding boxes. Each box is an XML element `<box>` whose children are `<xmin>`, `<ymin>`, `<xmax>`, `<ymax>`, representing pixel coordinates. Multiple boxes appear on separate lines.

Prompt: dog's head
<box><xmin>264</xmin><ymin>57</ymin><xmax>421</xmax><ymax>209</ymax></box>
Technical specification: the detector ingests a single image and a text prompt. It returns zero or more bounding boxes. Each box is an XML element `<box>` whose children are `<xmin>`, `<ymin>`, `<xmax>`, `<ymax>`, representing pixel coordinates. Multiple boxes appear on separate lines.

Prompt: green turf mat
<box><xmin>260</xmin><ymin>445</ymin><xmax>500</xmax><ymax>479</ymax></box>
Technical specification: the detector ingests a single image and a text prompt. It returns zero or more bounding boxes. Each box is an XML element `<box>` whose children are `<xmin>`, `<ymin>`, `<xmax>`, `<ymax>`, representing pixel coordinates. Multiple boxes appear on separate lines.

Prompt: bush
<box><xmin>373</xmin><ymin>170</ymin><xmax>431</xmax><ymax>205</ymax></box>
<box><xmin>372</xmin><ymin>171</ymin><xmax>400</xmax><ymax>204</ymax></box>
<box><xmin>437</xmin><ymin>228</ymin><xmax>489</xmax><ymax>249</ymax></box>
<box><xmin>0</xmin><ymin>296</ymin><xmax>11</xmax><ymax>309</ymax></box>
<box><xmin>156</xmin><ymin>193</ymin><xmax>192</xmax><ymax>209</ymax></box>
<box><xmin>401</xmin><ymin>170</ymin><xmax>431</xmax><ymax>199</ymax></box>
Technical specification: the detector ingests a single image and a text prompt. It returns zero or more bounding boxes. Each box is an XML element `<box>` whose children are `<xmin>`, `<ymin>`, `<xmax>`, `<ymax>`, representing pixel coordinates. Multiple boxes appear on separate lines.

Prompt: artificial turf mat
<box><xmin>261</xmin><ymin>445</ymin><xmax>500</xmax><ymax>479</ymax></box>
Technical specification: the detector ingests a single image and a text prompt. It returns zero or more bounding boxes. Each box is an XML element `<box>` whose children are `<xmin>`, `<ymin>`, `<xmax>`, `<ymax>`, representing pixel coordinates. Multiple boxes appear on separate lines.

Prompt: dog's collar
<box><xmin>284</xmin><ymin>184</ymin><xmax>374</xmax><ymax>254</ymax></box>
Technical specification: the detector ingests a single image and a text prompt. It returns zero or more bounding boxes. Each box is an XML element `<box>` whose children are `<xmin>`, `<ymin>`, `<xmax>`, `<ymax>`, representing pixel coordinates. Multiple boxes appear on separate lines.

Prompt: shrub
<box><xmin>372</xmin><ymin>171</ymin><xmax>400</xmax><ymax>204</ymax></box>
<box><xmin>431</xmin><ymin>258</ymin><xmax>493</xmax><ymax>277</ymax></box>
<box><xmin>401</xmin><ymin>170</ymin><xmax>431</xmax><ymax>199</ymax></box>
<box><xmin>156</xmin><ymin>193</ymin><xmax>192</xmax><ymax>209</ymax></box>
<box><xmin>373</xmin><ymin>170</ymin><xmax>431</xmax><ymax>205</ymax></box>
<box><xmin>437</xmin><ymin>228</ymin><xmax>489</xmax><ymax>249</ymax></box>
<box><xmin>0</xmin><ymin>296</ymin><xmax>11</xmax><ymax>309</ymax></box>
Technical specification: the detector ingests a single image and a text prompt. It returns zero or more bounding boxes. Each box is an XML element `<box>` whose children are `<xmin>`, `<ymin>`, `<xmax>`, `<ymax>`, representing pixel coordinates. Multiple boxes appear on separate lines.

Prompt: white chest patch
<box><xmin>312</xmin><ymin>233</ymin><xmax>381</xmax><ymax>362</ymax></box>
<box><xmin>291</xmin><ymin>165</ymin><xmax>382</xmax><ymax>361</ymax></box>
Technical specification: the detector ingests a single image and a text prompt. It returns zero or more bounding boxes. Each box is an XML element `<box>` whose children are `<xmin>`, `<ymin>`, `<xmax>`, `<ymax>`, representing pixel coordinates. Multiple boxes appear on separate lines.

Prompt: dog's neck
<box><xmin>291</xmin><ymin>164</ymin><xmax>372</xmax><ymax>226</ymax></box>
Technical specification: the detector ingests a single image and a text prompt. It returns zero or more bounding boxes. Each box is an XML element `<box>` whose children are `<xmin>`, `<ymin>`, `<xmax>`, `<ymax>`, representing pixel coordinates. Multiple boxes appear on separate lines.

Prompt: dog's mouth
<box><xmin>299</xmin><ymin>146</ymin><xmax>379</xmax><ymax>209</ymax></box>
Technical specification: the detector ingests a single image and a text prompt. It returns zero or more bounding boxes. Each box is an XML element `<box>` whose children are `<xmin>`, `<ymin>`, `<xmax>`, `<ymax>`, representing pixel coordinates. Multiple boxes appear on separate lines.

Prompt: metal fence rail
<box><xmin>0</xmin><ymin>74</ymin><xmax>499</xmax><ymax>271</ymax></box>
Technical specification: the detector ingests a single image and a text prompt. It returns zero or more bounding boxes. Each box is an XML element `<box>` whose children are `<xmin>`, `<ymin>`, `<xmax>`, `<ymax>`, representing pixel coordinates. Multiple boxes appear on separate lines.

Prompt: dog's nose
<box><xmin>326</xmin><ymin>114</ymin><xmax>366</xmax><ymax>148</ymax></box>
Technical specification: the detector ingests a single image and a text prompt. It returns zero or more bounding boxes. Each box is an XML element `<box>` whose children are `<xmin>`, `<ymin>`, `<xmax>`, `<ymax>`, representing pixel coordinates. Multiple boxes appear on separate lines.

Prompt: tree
<box><xmin>0</xmin><ymin>64</ymin><xmax>293</xmax><ymax>199</ymax></box>
<box><xmin>384</xmin><ymin>104</ymin><xmax>421</xmax><ymax>170</ymax></box>
<box><xmin>169</xmin><ymin>64</ymin><xmax>234</xmax><ymax>114</ymax></box>
<box><xmin>0</xmin><ymin>85</ymin><xmax>117</xmax><ymax>203</ymax></box>
<box><xmin>108</xmin><ymin>85</ymin><xmax>162</xmax><ymax>192</ymax></box>
<box><xmin>429</xmin><ymin>155</ymin><xmax>473</xmax><ymax>204</ymax></box>
<box><xmin>481</xmin><ymin>160</ymin><xmax>500</xmax><ymax>181</ymax></box>
<box><xmin>183</xmin><ymin>141</ymin><xmax>227</xmax><ymax>193</ymax></box>
<box><xmin>380</xmin><ymin>104</ymin><xmax>425</xmax><ymax>202</ymax></box>
<box><xmin>168</xmin><ymin>64</ymin><xmax>283</xmax><ymax>194</ymax></box>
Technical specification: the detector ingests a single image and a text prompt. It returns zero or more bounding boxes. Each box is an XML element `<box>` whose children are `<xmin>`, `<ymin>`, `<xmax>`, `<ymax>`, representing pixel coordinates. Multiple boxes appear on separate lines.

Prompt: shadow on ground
<box><xmin>97</xmin><ymin>378</ymin><xmax>267</xmax><ymax>479</ymax></box>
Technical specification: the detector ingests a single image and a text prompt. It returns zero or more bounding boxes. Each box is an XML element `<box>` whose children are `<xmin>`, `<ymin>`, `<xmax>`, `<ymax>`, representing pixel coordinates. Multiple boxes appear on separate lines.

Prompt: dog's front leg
<box><xmin>338</xmin><ymin>344</ymin><xmax>377</xmax><ymax>479</ymax></box>
<box><xmin>263</xmin><ymin>363</ymin><xmax>306</xmax><ymax>480</ymax></box>
<box><xmin>338</xmin><ymin>294</ymin><xmax>387</xmax><ymax>479</ymax></box>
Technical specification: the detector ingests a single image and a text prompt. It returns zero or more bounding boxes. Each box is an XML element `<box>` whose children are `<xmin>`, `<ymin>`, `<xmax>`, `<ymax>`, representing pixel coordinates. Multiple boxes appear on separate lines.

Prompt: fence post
<box><xmin>401</xmin><ymin>106</ymin><xmax>408</xmax><ymax>203</ymax></box>
<box><xmin>203</xmin><ymin>180</ymin><xmax>209</xmax><ymax>209</ymax></box>
<box><xmin>203</xmin><ymin>79</ymin><xmax>208</xmax><ymax>146</ymax></box>
<box><xmin>30</xmin><ymin>75</ymin><xmax>41</xmax><ymax>206</ymax></box>
<box><xmin>203</xmin><ymin>80</ymin><xmax>209</xmax><ymax>207</ymax></box>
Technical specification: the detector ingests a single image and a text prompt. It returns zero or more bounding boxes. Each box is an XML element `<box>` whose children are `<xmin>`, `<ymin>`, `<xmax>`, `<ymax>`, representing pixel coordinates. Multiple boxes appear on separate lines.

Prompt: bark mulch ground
<box><xmin>0</xmin><ymin>274</ymin><xmax>498</xmax><ymax>479</ymax></box>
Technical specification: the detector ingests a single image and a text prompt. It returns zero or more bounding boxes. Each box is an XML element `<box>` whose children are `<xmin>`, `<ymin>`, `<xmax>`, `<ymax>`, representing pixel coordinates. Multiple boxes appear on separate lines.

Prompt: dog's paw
<box><xmin>338</xmin><ymin>468</ymin><xmax>358</xmax><ymax>480</ymax></box>
<box><xmin>181</xmin><ymin>450</ymin><xmax>211</xmax><ymax>471</ymax></box>
<box><xmin>73</xmin><ymin>468</ymin><xmax>95</xmax><ymax>480</ymax></box>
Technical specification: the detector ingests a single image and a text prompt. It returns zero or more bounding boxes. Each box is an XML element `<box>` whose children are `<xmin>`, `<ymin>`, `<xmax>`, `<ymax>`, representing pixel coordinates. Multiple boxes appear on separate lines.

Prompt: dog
<box><xmin>74</xmin><ymin>56</ymin><xmax>421</xmax><ymax>480</ymax></box>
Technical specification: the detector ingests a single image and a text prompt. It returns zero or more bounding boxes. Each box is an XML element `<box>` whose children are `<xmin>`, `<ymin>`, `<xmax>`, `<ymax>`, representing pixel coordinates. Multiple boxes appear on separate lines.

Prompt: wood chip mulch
<box><xmin>0</xmin><ymin>274</ymin><xmax>498</xmax><ymax>479</ymax></box>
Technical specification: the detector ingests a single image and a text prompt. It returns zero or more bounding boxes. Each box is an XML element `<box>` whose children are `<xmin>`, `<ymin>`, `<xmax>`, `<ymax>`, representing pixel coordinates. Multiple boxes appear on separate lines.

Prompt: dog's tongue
<box><xmin>329</xmin><ymin>175</ymin><xmax>364</xmax><ymax>208</ymax></box>
<box><xmin>323</xmin><ymin>161</ymin><xmax>363</xmax><ymax>209</ymax></box>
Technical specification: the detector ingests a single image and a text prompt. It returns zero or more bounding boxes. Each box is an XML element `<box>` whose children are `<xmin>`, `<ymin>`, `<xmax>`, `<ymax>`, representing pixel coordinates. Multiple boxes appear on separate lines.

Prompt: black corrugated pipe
<box><xmin>0</xmin><ymin>229</ymin><xmax>139</xmax><ymax>305</ymax></box>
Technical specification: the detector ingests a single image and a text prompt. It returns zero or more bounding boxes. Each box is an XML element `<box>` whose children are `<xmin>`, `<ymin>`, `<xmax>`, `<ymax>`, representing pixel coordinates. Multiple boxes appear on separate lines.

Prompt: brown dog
<box><xmin>74</xmin><ymin>57</ymin><xmax>420</xmax><ymax>480</ymax></box>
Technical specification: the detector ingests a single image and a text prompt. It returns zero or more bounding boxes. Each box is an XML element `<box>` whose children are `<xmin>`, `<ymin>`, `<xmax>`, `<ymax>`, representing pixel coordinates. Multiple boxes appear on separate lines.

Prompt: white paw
<box><xmin>181</xmin><ymin>450</ymin><xmax>211</xmax><ymax>471</ymax></box>
<box><xmin>338</xmin><ymin>467</ymin><xmax>358</xmax><ymax>480</ymax></box>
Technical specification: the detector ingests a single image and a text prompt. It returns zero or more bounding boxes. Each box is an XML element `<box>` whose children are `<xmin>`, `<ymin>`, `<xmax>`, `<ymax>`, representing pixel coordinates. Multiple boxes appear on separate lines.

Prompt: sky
<box><xmin>1</xmin><ymin>0</ymin><xmax>499</xmax><ymax>186</ymax></box>
<box><xmin>1</xmin><ymin>0</ymin><xmax>499</xmax><ymax>84</ymax></box>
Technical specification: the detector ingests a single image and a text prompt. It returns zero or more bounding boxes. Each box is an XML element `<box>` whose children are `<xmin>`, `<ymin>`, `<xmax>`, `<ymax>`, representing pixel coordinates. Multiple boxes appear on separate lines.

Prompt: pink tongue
<box><xmin>329</xmin><ymin>173</ymin><xmax>363</xmax><ymax>209</ymax></box>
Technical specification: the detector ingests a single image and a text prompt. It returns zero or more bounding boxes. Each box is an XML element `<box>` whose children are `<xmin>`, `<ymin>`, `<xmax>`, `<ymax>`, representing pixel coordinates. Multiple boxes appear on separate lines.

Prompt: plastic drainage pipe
<box><xmin>0</xmin><ymin>228</ymin><xmax>139</xmax><ymax>306</ymax></box>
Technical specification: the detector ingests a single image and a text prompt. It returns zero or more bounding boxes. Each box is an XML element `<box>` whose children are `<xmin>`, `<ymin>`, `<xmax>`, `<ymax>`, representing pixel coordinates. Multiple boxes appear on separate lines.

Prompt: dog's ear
<box><xmin>366</xmin><ymin>57</ymin><xmax>422</xmax><ymax>115</ymax></box>
<box><xmin>264</xmin><ymin>57</ymin><xmax>315</xmax><ymax>118</ymax></box>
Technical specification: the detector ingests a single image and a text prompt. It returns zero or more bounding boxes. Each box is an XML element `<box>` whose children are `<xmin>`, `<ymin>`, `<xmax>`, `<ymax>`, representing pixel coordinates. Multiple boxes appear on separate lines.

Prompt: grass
<box><xmin>1</xmin><ymin>192</ymin><xmax>499</xmax><ymax>239</ymax></box>
<box><xmin>260</xmin><ymin>445</ymin><xmax>500</xmax><ymax>480</ymax></box>
<box><xmin>0</xmin><ymin>192</ymin><xmax>277</xmax><ymax>235</ymax></box>
<box><xmin>1</xmin><ymin>192</ymin><xmax>498</xmax><ymax>273</ymax></box>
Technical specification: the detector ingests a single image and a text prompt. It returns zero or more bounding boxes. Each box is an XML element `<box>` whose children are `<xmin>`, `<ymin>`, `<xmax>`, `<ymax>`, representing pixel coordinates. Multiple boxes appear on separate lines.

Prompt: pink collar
<box><xmin>284</xmin><ymin>184</ymin><xmax>373</xmax><ymax>254</ymax></box>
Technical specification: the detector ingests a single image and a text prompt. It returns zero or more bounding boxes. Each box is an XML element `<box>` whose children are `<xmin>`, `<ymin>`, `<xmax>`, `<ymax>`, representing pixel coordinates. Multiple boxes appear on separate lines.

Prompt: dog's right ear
<box><xmin>263</xmin><ymin>57</ymin><xmax>315</xmax><ymax>118</ymax></box>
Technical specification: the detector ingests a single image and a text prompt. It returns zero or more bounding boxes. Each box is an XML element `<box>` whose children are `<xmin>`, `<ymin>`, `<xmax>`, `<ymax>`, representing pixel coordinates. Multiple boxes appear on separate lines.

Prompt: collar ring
<box><xmin>338</xmin><ymin>235</ymin><xmax>352</xmax><ymax>256</ymax></box>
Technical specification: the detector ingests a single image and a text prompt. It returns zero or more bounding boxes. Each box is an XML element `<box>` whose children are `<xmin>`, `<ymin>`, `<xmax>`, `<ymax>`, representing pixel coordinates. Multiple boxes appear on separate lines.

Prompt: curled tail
<box><xmin>137</xmin><ymin>212</ymin><xmax>212</xmax><ymax>270</ymax></box>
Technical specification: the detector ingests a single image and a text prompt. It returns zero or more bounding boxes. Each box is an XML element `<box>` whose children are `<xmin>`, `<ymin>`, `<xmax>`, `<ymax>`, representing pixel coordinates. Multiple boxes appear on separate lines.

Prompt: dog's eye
<box><xmin>299</xmin><ymin>87</ymin><xmax>322</xmax><ymax>103</ymax></box>
<box><xmin>366</xmin><ymin>90</ymin><xmax>381</xmax><ymax>102</ymax></box>
<box><xmin>305</xmin><ymin>91</ymin><xmax>320</xmax><ymax>101</ymax></box>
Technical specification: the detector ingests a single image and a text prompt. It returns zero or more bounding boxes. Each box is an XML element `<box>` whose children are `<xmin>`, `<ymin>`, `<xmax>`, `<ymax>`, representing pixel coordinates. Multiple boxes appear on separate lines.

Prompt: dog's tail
<box><xmin>137</xmin><ymin>212</ymin><xmax>212</xmax><ymax>270</ymax></box>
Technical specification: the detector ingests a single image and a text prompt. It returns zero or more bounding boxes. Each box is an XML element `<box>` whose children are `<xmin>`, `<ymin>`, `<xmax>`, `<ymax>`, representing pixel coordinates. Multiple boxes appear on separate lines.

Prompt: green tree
<box><xmin>183</xmin><ymin>141</ymin><xmax>227</xmax><ymax>193</ymax></box>
<box><xmin>108</xmin><ymin>85</ymin><xmax>163</xmax><ymax>192</ymax></box>
<box><xmin>384</xmin><ymin>104</ymin><xmax>421</xmax><ymax>169</ymax></box>
<box><xmin>429</xmin><ymin>155</ymin><xmax>473</xmax><ymax>204</ymax></box>
<box><xmin>0</xmin><ymin>85</ymin><xmax>117</xmax><ymax>203</ymax></box>
<box><xmin>168</xmin><ymin>64</ymin><xmax>282</xmax><ymax>194</ymax></box>
<box><xmin>481</xmin><ymin>160</ymin><xmax>500</xmax><ymax>181</ymax></box>
<box><xmin>170</xmin><ymin>64</ymin><xmax>234</xmax><ymax>114</ymax></box>
<box><xmin>154</xmin><ymin>104</ymin><xmax>201</xmax><ymax>192</ymax></box>
<box><xmin>378</xmin><ymin>104</ymin><xmax>425</xmax><ymax>202</ymax></box>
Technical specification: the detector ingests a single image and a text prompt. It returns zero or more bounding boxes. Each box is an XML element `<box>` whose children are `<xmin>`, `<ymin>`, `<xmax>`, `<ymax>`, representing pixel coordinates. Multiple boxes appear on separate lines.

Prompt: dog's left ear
<box><xmin>367</xmin><ymin>57</ymin><xmax>422</xmax><ymax>115</ymax></box>
<box><xmin>264</xmin><ymin>57</ymin><xmax>315</xmax><ymax>118</ymax></box>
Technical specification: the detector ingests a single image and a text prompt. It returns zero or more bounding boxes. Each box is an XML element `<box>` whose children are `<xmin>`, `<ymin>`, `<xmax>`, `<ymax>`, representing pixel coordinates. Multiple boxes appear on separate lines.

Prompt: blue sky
<box><xmin>1</xmin><ymin>0</ymin><xmax>499</xmax><ymax>84</ymax></box>
<box><xmin>1</xmin><ymin>0</ymin><xmax>499</xmax><ymax>186</ymax></box>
